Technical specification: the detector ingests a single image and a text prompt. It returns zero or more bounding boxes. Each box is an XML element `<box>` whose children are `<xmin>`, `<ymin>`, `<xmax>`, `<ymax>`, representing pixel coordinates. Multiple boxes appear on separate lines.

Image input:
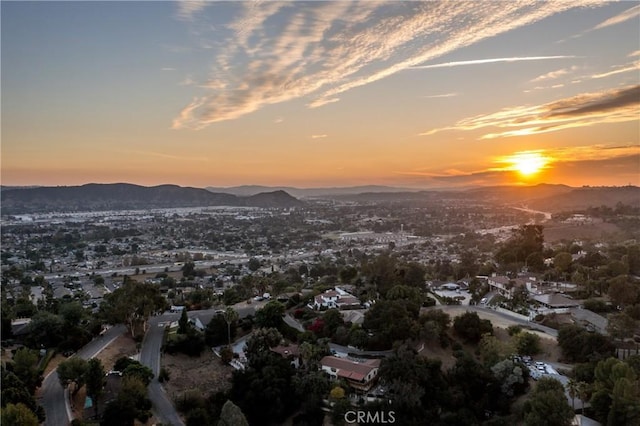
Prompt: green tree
<box><xmin>57</xmin><ymin>357</ymin><xmax>89</xmax><ymax>396</ymax></box>
<box><xmin>218</xmin><ymin>400</ymin><xmax>249</xmax><ymax>426</ymax></box>
<box><xmin>178</xmin><ymin>308</ymin><xmax>190</xmax><ymax>334</ymax></box>
<box><xmin>254</xmin><ymin>301</ymin><xmax>285</xmax><ymax>329</ymax></box>
<box><xmin>85</xmin><ymin>358</ymin><xmax>105</xmax><ymax>419</ymax></box>
<box><xmin>100</xmin><ymin>280</ymin><xmax>165</xmax><ymax>338</ymax></box>
<box><xmin>607</xmin><ymin>312</ymin><xmax>638</xmax><ymax>341</ymax></box>
<box><xmin>523</xmin><ymin>377</ymin><xmax>573</xmax><ymax>426</ymax></box>
<box><xmin>453</xmin><ymin>311</ymin><xmax>493</xmax><ymax>344</ymax></box>
<box><xmin>223</xmin><ymin>307</ymin><xmax>239</xmax><ymax>346</ymax></box>
<box><xmin>25</xmin><ymin>311</ymin><xmax>64</xmax><ymax>348</ymax></box>
<box><xmin>1</xmin><ymin>403</ymin><xmax>39</xmax><ymax>426</ymax></box>
<box><xmin>516</xmin><ymin>331</ymin><xmax>542</xmax><ymax>356</ymax></box>
<box><xmin>11</xmin><ymin>348</ymin><xmax>41</xmax><ymax>393</ymax></box>
<box><xmin>122</xmin><ymin>363</ymin><xmax>153</xmax><ymax>387</ymax></box>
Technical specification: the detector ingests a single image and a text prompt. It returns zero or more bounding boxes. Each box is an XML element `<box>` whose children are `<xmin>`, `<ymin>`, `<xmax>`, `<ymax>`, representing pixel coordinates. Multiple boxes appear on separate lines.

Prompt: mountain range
<box><xmin>1</xmin><ymin>183</ymin><xmax>638</xmax><ymax>215</ymax></box>
<box><xmin>0</xmin><ymin>183</ymin><xmax>303</xmax><ymax>215</ymax></box>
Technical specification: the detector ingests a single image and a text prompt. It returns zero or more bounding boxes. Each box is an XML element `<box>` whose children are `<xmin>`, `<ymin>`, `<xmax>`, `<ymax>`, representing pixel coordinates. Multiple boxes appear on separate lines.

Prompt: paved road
<box><xmin>40</xmin><ymin>324</ymin><xmax>127</xmax><ymax>426</ymax></box>
<box><xmin>138</xmin><ymin>303</ymin><xmax>266</xmax><ymax>426</ymax></box>
<box><xmin>423</xmin><ymin>305</ymin><xmax>558</xmax><ymax>338</ymax></box>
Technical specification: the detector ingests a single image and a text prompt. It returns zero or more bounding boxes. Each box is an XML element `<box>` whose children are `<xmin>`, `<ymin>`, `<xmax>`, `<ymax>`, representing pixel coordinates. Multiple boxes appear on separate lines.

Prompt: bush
<box><xmin>158</xmin><ymin>367</ymin><xmax>170</xmax><ymax>383</ymax></box>
<box><xmin>507</xmin><ymin>325</ymin><xmax>523</xmax><ymax>336</ymax></box>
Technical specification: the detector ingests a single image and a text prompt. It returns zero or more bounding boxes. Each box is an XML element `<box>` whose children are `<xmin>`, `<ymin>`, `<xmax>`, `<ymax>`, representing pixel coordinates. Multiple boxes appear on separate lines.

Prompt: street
<box><xmin>40</xmin><ymin>324</ymin><xmax>126</xmax><ymax>426</ymax></box>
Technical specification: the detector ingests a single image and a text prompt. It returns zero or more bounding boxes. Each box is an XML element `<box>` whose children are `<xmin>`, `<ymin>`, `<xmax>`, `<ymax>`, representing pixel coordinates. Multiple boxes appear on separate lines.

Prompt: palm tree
<box><xmin>567</xmin><ymin>378</ymin><xmax>578</xmax><ymax>410</ymax></box>
<box><xmin>223</xmin><ymin>307</ymin><xmax>239</xmax><ymax>347</ymax></box>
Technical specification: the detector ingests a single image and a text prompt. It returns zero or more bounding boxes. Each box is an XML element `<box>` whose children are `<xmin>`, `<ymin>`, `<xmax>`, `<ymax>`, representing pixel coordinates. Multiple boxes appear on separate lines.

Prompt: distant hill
<box><xmin>527</xmin><ymin>186</ymin><xmax>640</xmax><ymax>212</ymax></box>
<box><xmin>312</xmin><ymin>183</ymin><xmax>639</xmax><ymax>213</ymax></box>
<box><xmin>206</xmin><ymin>185</ymin><xmax>422</xmax><ymax>198</ymax></box>
<box><xmin>1</xmin><ymin>183</ymin><xmax>303</xmax><ymax>214</ymax></box>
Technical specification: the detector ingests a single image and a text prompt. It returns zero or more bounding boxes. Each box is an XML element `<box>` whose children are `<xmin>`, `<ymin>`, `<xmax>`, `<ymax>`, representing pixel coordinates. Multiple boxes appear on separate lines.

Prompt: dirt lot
<box><xmin>161</xmin><ymin>350</ymin><xmax>234</xmax><ymax>402</ymax></box>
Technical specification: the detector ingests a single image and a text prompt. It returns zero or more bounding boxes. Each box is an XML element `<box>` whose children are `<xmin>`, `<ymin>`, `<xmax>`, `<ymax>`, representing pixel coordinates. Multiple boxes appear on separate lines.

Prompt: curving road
<box><xmin>40</xmin><ymin>324</ymin><xmax>127</xmax><ymax>426</ymax></box>
<box><xmin>423</xmin><ymin>305</ymin><xmax>558</xmax><ymax>338</ymax></box>
<box><xmin>140</xmin><ymin>305</ymin><xmax>258</xmax><ymax>426</ymax></box>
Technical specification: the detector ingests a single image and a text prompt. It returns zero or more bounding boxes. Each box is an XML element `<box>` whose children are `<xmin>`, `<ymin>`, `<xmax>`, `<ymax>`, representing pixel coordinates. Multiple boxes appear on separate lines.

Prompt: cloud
<box><xmin>590</xmin><ymin>61</ymin><xmax>640</xmax><ymax>79</ymax></box>
<box><xmin>421</xmin><ymin>85</ymin><xmax>640</xmax><ymax>139</ymax></box>
<box><xmin>171</xmin><ymin>1</ymin><xmax>604</xmax><ymax>129</ymax></box>
<box><xmin>592</xmin><ymin>4</ymin><xmax>640</xmax><ymax>31</ymax></box>
<box><xmin>531</xmin><ymin>66</ymin><xmax>579</xmax><ymax>82</ymax></box>
<box><xmin>629</xmin><ymin>50</ymin><xmax>640</xmax><ymax>58</ymax></box>
<box><xmin>176</xmin><ymin>0</ymin><xmax>207</xmax><ymax>22</ymax></box>
<box><xmin>311</xmin><ymin>134</ymin><xmax>328</xmax><ymax>139</ymax></box>
<box><xmin>398</xmin><ymin>145</ymin><xmax>640</xmax><ymax>187</ymax></box>
<box><xmin>423</xmin><ymin>93</ymin><xmax>458</xmax><ymax>99</ymax></box>
<box><xmin>161</xmin><ymin>67</ymin><xmax>176</xmax><ymax>71</ymax></box>
<box><xmin>411</xmin><ymin>56</ymin><xmax>576</xmax><ymax>70</ymax></box>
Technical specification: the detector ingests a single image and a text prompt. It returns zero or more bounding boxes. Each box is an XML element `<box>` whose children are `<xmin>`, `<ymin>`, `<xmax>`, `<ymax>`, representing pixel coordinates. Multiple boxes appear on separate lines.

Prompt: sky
<box><xmin>1</xmin><ymin>0</ymin><xmax>639</xmax><ymax>189</ymax></box>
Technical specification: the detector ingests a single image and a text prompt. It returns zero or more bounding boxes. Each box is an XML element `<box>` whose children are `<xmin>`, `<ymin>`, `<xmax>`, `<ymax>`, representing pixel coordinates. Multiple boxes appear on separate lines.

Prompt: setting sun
<box><xmin>509</xmin><ymin>152</ymin><xmax>550</xmax><ymax>177</ymax></box>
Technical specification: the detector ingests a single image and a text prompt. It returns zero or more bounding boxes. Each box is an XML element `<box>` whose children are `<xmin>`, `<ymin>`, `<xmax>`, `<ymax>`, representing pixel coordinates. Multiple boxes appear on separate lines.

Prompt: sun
<box><xmin>507</xmin><ymin>152</ymin><xmax>549</xmax><ymax>177</ymax></box>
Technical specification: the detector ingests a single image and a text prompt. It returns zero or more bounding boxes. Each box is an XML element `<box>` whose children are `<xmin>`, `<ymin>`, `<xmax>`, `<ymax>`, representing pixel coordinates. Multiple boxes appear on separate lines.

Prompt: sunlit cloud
<box><xmin>172</xmin><ymin>1</ymin><xmax>604</xmax><ymax>129</ymax></box>
<box><xmin>411</xmin><ymin>56</ymin><xmax>576</xmax><ymax>70</ymax></box>
<box><xmin>592</xmin><ymin>4</ymin><xmax>640</xmax><ymax>31</ymax></box>
<box><xmin>274</xmin><ymin>117</ymin><xmax>284</xmax><ymax>124</ymax></box>
<box><xmin>590</xmin><ymin>61</ymin><xmax>640</xmax><ymax>79</ymax></box>
<box><xmin>531</xmin><ymin>66</ymin><xmax>579</xmax><ymax>82</ymax></box>
<box><xmin>311</xmin><ymin>134</ymin><xmax>328</xmax><ymax>139</ymax></box>
<box><xmin>398</xmin><ymin>145</ymin><xmax>639</xmax><ymax>187</ymax></box>
<box><xmin>629</xmin><ymin>50</ymin><xmax>640</xmax><ymax>57</ymax></box>
<box><xmin>421</xmin><ymin>85</ymin><xmax>640</xmax><ymax>139</ymax></box>
<box><xmin>423</xmin><ymin>93</ymin><xmax>458</xmax><ymax>99</ymax></box>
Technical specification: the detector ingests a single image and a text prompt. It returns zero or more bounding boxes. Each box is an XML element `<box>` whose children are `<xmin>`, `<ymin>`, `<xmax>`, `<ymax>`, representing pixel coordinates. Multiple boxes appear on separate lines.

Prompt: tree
<box><xmin>218</xmin><ymin>400</ymin><xmax>249</xmax><ymax>426</ymax></box>
<box><xmin>453</xmin><ymin>312</ymin><xmax>493</xmax><ymax>343</ymax></box>
<box><xmin>57</xmin><ymin>357</ymin><xmax>88</xmax><ymax>396</ymax></box>
<box><xmin>101</xmin><ymin>376</ymin><xmax>152</xmax><ymax>426</ymax></box>
<box><xmin>523</xmin><ymin>377</ymin><xmax>573</xmax><ymax>426</ymax></box>
<box><xmin>205</xmin><ymin>314</ymin><xmax>236</xmax><ymax>347</ymax></box>
<box><xmin>85</xmin><ymin>358</ymin><xmax>105</xmax><ymax>419</ymax></box>
<box><xmin>1</xmin><ymin>370</ymin><xmax>44</xmax><ymax>422</ymax></box>
<box><xmin>254</xmin><ymin>301</ymin><xmax>285</xmax><ymax>329</ymax></box>
<box><xmin>25</xmin><ymin>311</ymin><xmax>64</xmax><ymax>348</ymax></box>
<box><xmin>515</xmin><ymin>331</ymin><xmax>542</xmax><ymax>356</ymax></box>
<box><xmin>607</xmin><ymin>312</ymin><xmax>638</xmax><ymax>341</ymax></box>
<box><xmin>1</xmin><ymin>403</ymin><xmax>39</xmax><ymax>426</ymax></box>
<box><xmin>491</xmin><ymin>359</ymin><xmax>527</xmax><ymax>397</ymax></box>
<box><xmin>100</xmin><ymin>280</ymin><xmax>165</xmax><ymax>338</ymax></box>
<box><xmin>223</xmin><ymin>307</ymin><xmax>239</xmax><ymax>346</ymax></box>
<box><xmin>122</xmin><ymin>363</ymin><xmax>153</xmax><ymax>387</ymax></box>
<box><xmin>178</xmin><ymin>308</ymin><xmax>190</xmax><ymax>334</ymax></box>
<box><xmin>11</xmin><ymin>349</ymin><xmax>42</xmax><ymax>394</ymax></box>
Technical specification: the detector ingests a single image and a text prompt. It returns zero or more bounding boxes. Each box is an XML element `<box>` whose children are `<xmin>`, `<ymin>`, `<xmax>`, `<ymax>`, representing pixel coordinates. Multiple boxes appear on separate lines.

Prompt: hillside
<box><xmin>0</xmin><ymin>183</ymin><xmax>303</xmax><ymax>214</ymax></box>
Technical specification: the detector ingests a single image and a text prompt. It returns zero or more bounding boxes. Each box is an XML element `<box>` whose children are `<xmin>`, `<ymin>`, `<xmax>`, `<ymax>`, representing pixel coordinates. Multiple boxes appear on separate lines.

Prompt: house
<box><xmin>270</xmin><ymin>344</ymin><xmax>301</xmax><ymax>368</ymax></box>
<box><xmin>320</xmin><ymin>356</ymin><xmax>381</xmax><ymax>392</ymax></box>
<box><xmin>487</xmin><ymin>275</ymin><xmax>534</xmax><ymax>299</ymax></box>
<box><xmin>533</xmin><ymin>293</ymin><xmax>580</xmax><ymax>313</ymax></box>
<box><xmin>308</xmin><ymin>287</ymin><xmax>361</xmax><ymax>310</ymax></box>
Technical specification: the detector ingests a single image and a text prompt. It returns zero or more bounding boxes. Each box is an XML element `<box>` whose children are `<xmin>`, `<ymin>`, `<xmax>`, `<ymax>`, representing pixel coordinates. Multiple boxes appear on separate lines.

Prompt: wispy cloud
<box><xmin>592</xmin><ymin>4</ymin><xmax>640</xmax><ymax>31</ymax></box>
<box><xmin>172</xmin><ymin>1</ymin><xmax>604</xmax><ymax>129</ymax></box>
<box><xmin>411</xmin><ymin>56</ymin><xmax>576</xmax><ymax>70</ymax></box>
<box><xmin>567</xmin><ymin>4</ymin><xmax>640</xmax><ymax>40</ymax></box>
<box><xmin>423</xmin><ymin>93</ymin><xmax>458</xmax><ymax>99</ymax></box>
<box><xmin>531</xmin><ymin>66</ymin><xmax>579</xmax><ymax>82</ymax></box>
<box><xmin>161</xmin><ymin>67</ymin><xmax>176</xmax><ymax>71</ymax></box>
<box><xmin>421</xmin><ymin>85</ymin><xmax>640</xmax><ymax>139</ymax></box>
<box><xmin>591</xmin><ymin>61</ymin><xmax>640</xmax><ymax>79</ymax></box>
<box><xmin>176</xmin><ymin>0</ymin><xmax>207</xmax><ymax>22</ymax></box>
<box><xmin>311</xmin><ymin>134</ymin><xmax>328</xmax><ymax>139</ymax></box>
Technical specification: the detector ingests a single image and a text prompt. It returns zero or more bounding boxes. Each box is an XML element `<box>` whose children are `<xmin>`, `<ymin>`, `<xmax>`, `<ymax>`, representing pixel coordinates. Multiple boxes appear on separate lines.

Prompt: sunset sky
<box><xmin>2</xmin><ymin>1</ymin><xmax>639</xmax><ymax>189</ymax></box>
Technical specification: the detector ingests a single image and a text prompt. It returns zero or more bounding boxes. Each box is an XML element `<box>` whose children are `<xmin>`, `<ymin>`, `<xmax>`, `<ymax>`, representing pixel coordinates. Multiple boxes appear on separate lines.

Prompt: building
<box><xmin>533</xmin><ymin>293</ymin><xmax>580</xmax><ymax>313</ymax></box>
<box><xmin>309</xmin><ymin>287</ymin><xmax>361</xmax><ymax>310</ymax></box>
<box><xmin>320</xmin><ymin>356</ymin><xmax>381</xmax><ymax>392</ymax></box>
